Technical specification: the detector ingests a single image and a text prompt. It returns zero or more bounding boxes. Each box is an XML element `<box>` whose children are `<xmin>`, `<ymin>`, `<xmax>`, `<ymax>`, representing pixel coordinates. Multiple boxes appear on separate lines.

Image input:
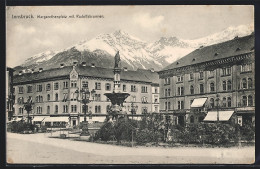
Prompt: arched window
<box><xmin>223</xmin><ymin>81</ymin><xmax>226</xmax><ymax>91</ymax></box>
<box><xmin>242</xmin><ymin>78</ymin><xmax>247</xmax><ymax>89</ymax></box>
<box><xmin>222</xmin><ymin>97</ymin><xmax>227</xmax><ymax>107</ymax></box>
<box><xmin>168</xmin><ymin>102</ymin><xmax>171</xmax><ymax>110</ymax></box>
<box><xmin>55</xmin><ymin>93</ymin><xmax>58</xmax><ymax>101</ymax></box>
<box><xmin>190</xmin><ymin>115</ymin><xmax>194</xmax><ymax>123</ymax></box>
<box><xmin>210</xmin><ymin>98</ymin><xmax>214</xmax><ymax>108</ymax></box>
<box><xmin>248</xmin><ymin>78</ymin><xmax>253</xmax><ymax>89</ymax></box>
<box><xmin>47</xmin><ymin>94</ymin><xmax>50</xmax><ymax>101</ymax></box>
<box><xmin>242</xmin><ymin>96</ymin><xmax>247</xmax><ymax>106</ymax></box>
<box><xmin>227</xmin><ymin>80</ymin><xmax>232</xmax><ymax>91</ymax></box>
<box><xmin>210</xmin><ymin>82</ymin><xmax>215</xmax><ymax>92</ymax></box>
<box><xmin>248</xmin><ymin>95</ymin><xmax>253</xmax><ymax>106</ymax></box>
<box><xmin>190</xmin><ymin>85</ymin><xmax>194</xmax><ymax>94</ymax></box>
<box><xmin>227</xmin><ymin>97</ymin><xmax>231</xmax><ymax>107</ymax></box>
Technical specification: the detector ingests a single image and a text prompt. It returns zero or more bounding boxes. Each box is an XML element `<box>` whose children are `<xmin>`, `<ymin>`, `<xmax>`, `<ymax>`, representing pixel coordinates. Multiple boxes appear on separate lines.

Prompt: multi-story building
<box><xmin>158</xmin><ymin>34</ymin><xmax>255</xmax><ymax>126</ymax></box>
<box><xmin>6</xmin><ymin>67</ymin><xmax>15</xmax><ymax>123</ymax></box>
<box><xmin>12</xmin><ymin>63</ymin><xmax>159</xmax><ymax>126</ymax></box>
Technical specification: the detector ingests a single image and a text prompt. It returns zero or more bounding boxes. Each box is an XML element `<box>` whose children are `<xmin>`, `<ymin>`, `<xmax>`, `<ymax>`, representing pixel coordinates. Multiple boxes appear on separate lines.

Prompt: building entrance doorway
<box><xmin>178</xmin><ymin>116</ymin><xmax>185</xmax><ymax>126</ymax></box>
<box><xmin>72</xmin><ymin>120</ymin><xmax>76</xmax><ymax>126</ymax></box>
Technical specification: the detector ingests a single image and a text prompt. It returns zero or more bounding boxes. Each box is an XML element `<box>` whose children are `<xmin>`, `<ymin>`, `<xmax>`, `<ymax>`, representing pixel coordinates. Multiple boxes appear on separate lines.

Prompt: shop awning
<box><xmin>11</xmin><ymin>117</ymin><xmax>23</xmax><ymax>122</ymax></box>
<box><xmin>204</xmin><ymin>111</ymin><xmax>234</xmax><ymax>121</ymax></box>
<box><xmin>80</xmin><ymin>116</ymin><xmax>106</xmax><ymax>122</ymax></box>
<box><xmin>32</xmin><ymin>116</ymin><xmax>47</xmax><ymax>122</ymax></box>
<box><xmin>43</xmin><ymin>117</ymin><xmax>69</xmax><ymax>122</ymax></box>
<box><xmin>191</xmin><ymin>98</ymin><xmax>207</xmax><ymax>108</ymax></box>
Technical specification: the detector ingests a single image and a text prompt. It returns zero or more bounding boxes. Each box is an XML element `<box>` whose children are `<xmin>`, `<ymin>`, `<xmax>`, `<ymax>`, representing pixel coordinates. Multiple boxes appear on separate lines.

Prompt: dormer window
<box><xmin>214</xmin><ymin>53</ymin><xmax>219</xmax><ymax>56</ymax></box>
<box><xmin>192</xmin><ymin>58</ymin><xmax>196</xmax><ymax>62</ymax></box>
<box><xmin>236</xmin><ymin>47</ymin><xmax>241</xmax><ymax>51</ymax></box>
<box><xmin>176</xmin><ymin>62</ymin><xmax>179</xmax><ymax>65</ymax></box>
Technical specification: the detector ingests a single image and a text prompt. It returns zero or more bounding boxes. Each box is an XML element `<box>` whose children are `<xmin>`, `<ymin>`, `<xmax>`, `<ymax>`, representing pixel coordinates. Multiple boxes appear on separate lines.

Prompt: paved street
<box><xmin>7</xmin><ymin>132</ymin><xmax>254</xmax><ymax>164</ymax></box>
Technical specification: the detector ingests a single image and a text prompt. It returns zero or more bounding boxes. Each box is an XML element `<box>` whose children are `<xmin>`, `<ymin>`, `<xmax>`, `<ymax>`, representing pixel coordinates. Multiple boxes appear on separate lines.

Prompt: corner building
<box><xmin>13</xmin><ymin>64</ymin><xmax>159</xmax><ymax>126</ymax></box>
<box><xmin>158</xmin><ymin>34</ymin><xmax>255</xmax><ymax>126</ymax></box>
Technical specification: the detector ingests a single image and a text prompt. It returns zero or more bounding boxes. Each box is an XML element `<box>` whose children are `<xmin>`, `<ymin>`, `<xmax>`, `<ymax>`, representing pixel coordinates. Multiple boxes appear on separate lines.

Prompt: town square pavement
<box><xmin>6</xmin><ymin>132</ymin><xmax>254</xmax><ymax>164</ymax></box>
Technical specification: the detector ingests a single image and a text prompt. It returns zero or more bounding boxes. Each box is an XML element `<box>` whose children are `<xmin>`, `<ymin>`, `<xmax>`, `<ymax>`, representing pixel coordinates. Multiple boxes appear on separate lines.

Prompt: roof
<box><xmin>161</xmin><ymin>34</ymin><xmax>255</xmax><ymax>72</ymax></box>
<box><xmin>13</xmin><ymin>65</ymin><xmax>159</xmax><ymax>84</ymax></box>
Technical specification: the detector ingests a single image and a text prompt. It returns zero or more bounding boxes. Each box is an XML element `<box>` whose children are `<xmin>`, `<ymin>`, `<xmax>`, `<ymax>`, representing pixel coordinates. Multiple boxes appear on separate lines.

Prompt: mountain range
<box><xmin>15</xmin><ymin>24</ymin><xmax>253</xmax><ymax>73</ymax></box>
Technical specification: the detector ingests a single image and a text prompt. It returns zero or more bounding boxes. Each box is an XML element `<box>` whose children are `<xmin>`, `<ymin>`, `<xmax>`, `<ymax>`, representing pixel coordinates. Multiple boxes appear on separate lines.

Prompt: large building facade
<box><xmin>6</xmin><ymin>67</ymin><xmax>15</xmax><ymax>123</ymax></box>
<box><xmin>158</xmin><ymin>34</ymin><xmax>255</xmax><ymax>126</ymax></box>
<box><xmin>12</xmin><ymin>63</ymin><xmax>159</xmax><ymax>126</ymax></box>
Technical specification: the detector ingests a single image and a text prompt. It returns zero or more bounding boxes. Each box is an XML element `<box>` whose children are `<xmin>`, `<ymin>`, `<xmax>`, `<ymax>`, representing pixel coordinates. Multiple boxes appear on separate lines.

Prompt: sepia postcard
<box><xmin>6</xmin><ymin>5</ymin><xmax>255</xmax><ymax>164</ymax></box>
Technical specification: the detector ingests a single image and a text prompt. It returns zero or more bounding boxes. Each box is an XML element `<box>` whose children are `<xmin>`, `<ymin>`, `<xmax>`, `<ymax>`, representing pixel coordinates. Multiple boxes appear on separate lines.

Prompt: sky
<box><xmin>6</xmin><ymin>5</ymin><xmax>254</xmax><ymax>67</ymax></box>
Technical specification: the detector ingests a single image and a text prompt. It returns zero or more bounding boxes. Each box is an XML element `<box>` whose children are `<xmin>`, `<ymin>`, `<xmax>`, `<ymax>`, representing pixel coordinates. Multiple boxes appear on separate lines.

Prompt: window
<box><xmin>177</xmin><ymin>87</ymin><xmax>184</xmax><ymax>96</ymax></box>
<box><xmin>165</xmin><ymin>89</ymin><xmax>168</xmax><ymax>97</ymax></box>
<box><xmin>248</xmin><ymin>95</ymin><xmax>253</xmax><ymax>106</ymax></box>
<box><xmin>54</xmin><ymin>82</ymin><xmax>59</xmax><ymax>90</ymax></box>
<box><xmin>223</xmin><ymin>81</ymin><xmax>227</xmax><ymax>91</ymax></box>
<box><xmin>208</xmin><ymin>70</ymin><xmax>214</xmax><ymax>77</ymax></box>
<box><xmin>63</xmin><ymin>81</ymin><xmax>68</xmax><ymax>89</ymax></box>
<box><xmin>190</xmin><ymin>116</ymin><xmax>194</xmax><ymax>123</ymax></box>
<box><xmin>55</xmin><ymin>93</ymin><xmax>58</xmax><ymax>101</ymax></box>
<box><xmin>106</xmin><ymin>105</ymin><xmax>110</xmax><ymax>113</ymax></box>
<box><xmin>168</xmin><ymin>102</ymin><xmax>171</xmax><ymax>110</ymax></box>
<box><xmin>17</xmin><ymin>97</ymin><xmax>24</xmax><ymax>104</ymax></box>
<box><xmin>55</xmin><ymin>105</ymin><xmax>58</xmax><ymax>113</ymax></box>
<box><xmin>47</xmin><ymin>106</ymin><xmax>50</xmax><ymax>114</ymax></box>
<box><xmin>105</xmin><ymin>83</ymin><xmax>111</xmax><ymax>91</ymax></box>
<box><xmin>27</xmin><ymin>85</ymin><xmax>33</xmax><ymax>93</ymax></box>
<box><xmin>164</xmin><ymin>77</ymin><xmax>170</xmax><ymax>85</ymax></box>
<box><xmin>123</xmin><ymin>85</ymin><xmax>126</xmax><ymax>92</ymax></box>
<box><xmin>199</xmin><ymin>72</ymin><xmax>204</xmax><ymax>79</ymax></box>
<box><xmin>199</xmin><ymin>84</ymin><xmax>204</xmax><ymax>94</ymax></box>
<box><xmin>165</xmin><ymin>102</ymin><xmax>168</xmax><ymax>110</ymax></box>
<box><xmin>82</xmin><ymin>105</ymin><xmax>89</xmax><ymax>113</ymax></box>
<box><xmin>248</xmin><ymin>78</ymin><xmax>253</xmax><ymax>89</ymax></box>
<box><xmin>132</xmin><ymin>96</ymin><xmax>136</xmax><ymax>102</ymax></box>
<box><xmin>210</xmin><ymin>82</ymin><xmax>215</xmax><ymax>92</ymax></box>
<box><xmin>36</xmin><ymin>107</ymin><xmax>42</xmax><ymax>114</ymax></box>
<box><xmin>227</xmin><ymin>80</ymin><xmax>232</xmax><ymax>90</ymax></box>
<box><xmin>178</xmin><ymin>101</ymin><xmax>184</xmax><ymax>109</ymax></box>
<box><xmin>227</xmin><ymin>97</ymin><xmax>231</xmax><ymax>107</ymax></box>
<box><xmin>36</xmin><ymin>84</ymin><xmax>42</xmax><ymax>92</ymax></box>
<box><xmin>222</xmin><ymin>97</ymin><xmax>227</xmax><ymax>107</ymax></box>
<box><xmin>81</xmin><ymin>81</ymin><xmax>88</xmax><ymax>88</ymax></box>
<box><xmin>131</xmin><ymin>85</ymin><xmax>136</xmax><ymax>92</ymax></box>
<box><xmin>222</xmin><ymin>68</ymin><xmax>226</xmax><ymax>76</ymax></box>
<box><xmin>242</xmin><ymin>78</ymin><xmax>247</xmax><ymax>89</ymax></box>
<box><xmin>210</xmin><ymin>98</ymin><xmax>214</xmax><ymax>108</ymax></box>
<box><xmin>154</xmin><ymin>96</ymin><xmax>158</xmax><ymax>103</ymax></box>
<box><xmin>46</xmin><ymin>83</ymin><xmax>51</xmax><ymax>91</ymax></box>
<box><xmin>241</xmin><ymin>63</ymin><xmax>252</xmax><ymax>72</ymax></box>
<box><xmin>190</xmin><ymin>85</ymin><xmax>194</xmax><ymax>94</ymax></box>
<box><xmin>177</xmin><ymin>75</ymin><xmax>184</xmax><ymax>82</ymax></box>
<box><xmin>141</xmin><ymin>96</ymin><xmax>148</xmax><ymax>103</ymax></box>
<box><xmin>242</xmin><ymin>96</ymin><xmax>247</xmax><ymax>107</ymax></box>
<box><xmin>227</xmin><ymin>67</ymin><xmax>231</xmax><ymax>75</ymax></box>
<box><xmin>63</xmin><ymin>105</ymin><xmax>68</xmax><ymax>113</ymax></box>
<box><xmin>168</xmin><ymin>89</ymin><xmax>171</xmax><ymax>96</ymax></box>
<box><xmin>95</xmin><ymin>94</ymin><xmax>101</xmax><ymax>101</ymax></box>
<box><xmin>189</xmin><ymin>73</ymin><xmax>194</xmax><ymax>80</ymax></box>
<box><xmin>71</xmin><ymin>81</ymin><xmax>77</xmax><ymax>88</ymax></box>
<box><xmin>141</xmin><ymin>107</ymin><xmax>148</xmax><ymax>114</ymax></box>
<box><xmin>141</xmin><ymin>86</ymin><xmax>148</xmax><ymax>93</ymax></box>
<box><xmin>18</xmin><ymin>87</ymin><xmax>24</xmax><ymax>94</ymax></box>
<box><xmin>47</xmin><ymin>94</ymin><xmax>50</xmax><ymax>101</ymax></box>
<box><xmin>154</xmin><ymin>88</ymin><xmax>158</xmax><ymax>93</ymax></box>
<box><xmin>95</xmin><ymin>105</ymin><xmax>101</xmax><ymax>113</ymax></box>
<box><xmin>95</xmin><ymin>82</ymin><xmax>101</xmax><ymax>90</ymax></box>
<box><xmin>19</xmin><ymin>107</ymin><xmax>24</xmax><ymax>114</ymax></box>
<box><xmin>71</xmin><ymin>105</ymin><xmax>77</xmax><ymax>112</ymax></box>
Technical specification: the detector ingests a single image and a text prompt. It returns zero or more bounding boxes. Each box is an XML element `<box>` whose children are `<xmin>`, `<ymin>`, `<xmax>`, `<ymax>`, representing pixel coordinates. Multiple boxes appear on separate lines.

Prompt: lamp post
<box><xmin>128</xmin><ymin>102</ymin><xmax>138</xmax><ymax>147</ymax></box>
<box><xmin>75</xmin><ymin>84</ymin><xmax>96</xmax><ymax>136</ymax></box>
<box><xmin>216</xmin><ymin>93</ymin><xmax>220</xmax><ymax>122</ymax></box>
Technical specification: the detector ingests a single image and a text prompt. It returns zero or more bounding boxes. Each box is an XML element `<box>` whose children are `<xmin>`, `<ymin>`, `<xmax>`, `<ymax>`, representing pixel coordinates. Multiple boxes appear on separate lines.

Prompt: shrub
<box><xmin>240</xmin><ymin>124</ymin><xmax>255</xmax><ymax>142</ymax></box>
<box><xmin>136</xmin><ymin>129</ymin><xmax>163</xmax><ymax>145</ymax></box>
<box><xmin>8</xmin><ymin>121</ymin><xmax>36</xmax><ymax>133</ymax></box>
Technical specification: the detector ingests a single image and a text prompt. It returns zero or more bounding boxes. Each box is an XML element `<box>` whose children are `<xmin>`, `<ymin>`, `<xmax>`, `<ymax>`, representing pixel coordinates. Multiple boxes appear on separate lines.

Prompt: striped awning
<box><xmin>191</xmin><ymin>98</ymin><xmax>207</xmax><ymax>108</ymax></box>
<box><xmin>80</xmin><ymin>116</ymin><xmax>106</xmax><ymax>122</ymax></box>
<box><xmin>43</xmin><ymin>117</ymin><xmax>69</xmax><ymax>122</ymax></box>
<box><xmin>32</xmin><ymin>116</ymin><xmax>47</xmax><ymax>122</ymax></box>
<box><xmin>204</xmin><ymin>111</ymin><xmax>234</xmax><ymax>121</ymax></box>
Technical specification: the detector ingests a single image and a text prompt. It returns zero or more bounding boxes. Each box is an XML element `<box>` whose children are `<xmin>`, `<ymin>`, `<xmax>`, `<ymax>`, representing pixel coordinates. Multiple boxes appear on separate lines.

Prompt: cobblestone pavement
<box><xmin>6</xmin><ymin>132</ymin><xmax>254</xmax><ymax>164</ymax></box>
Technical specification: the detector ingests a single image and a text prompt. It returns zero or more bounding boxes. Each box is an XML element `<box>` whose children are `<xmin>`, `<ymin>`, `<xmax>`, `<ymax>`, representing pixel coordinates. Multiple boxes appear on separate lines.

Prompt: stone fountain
<box><xmin>104</xmin><ymin>51</ymin><xmax>130</xmax><ymax>121</ymax></box>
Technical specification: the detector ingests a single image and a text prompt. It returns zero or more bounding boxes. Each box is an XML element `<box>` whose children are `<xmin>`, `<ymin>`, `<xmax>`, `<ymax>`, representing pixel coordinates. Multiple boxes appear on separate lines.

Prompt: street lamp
<box><xmin>24</xmin><ymin>97</ymin><xmax>34</xmax><ymax>124</ymax></box>
<box><xmin>127</xmin><ymin>102</ymin><xmax>138</xmax><ymax>147</ymax></box>
<box><xmin>75</xmin><ymin>84</ymin><xmax>96</xmax><ymax>136</ymax></box>
<box><xmin>216</xmin><ymin>93</ymin><xmax>220</xmax><ymax>122</ymax></box>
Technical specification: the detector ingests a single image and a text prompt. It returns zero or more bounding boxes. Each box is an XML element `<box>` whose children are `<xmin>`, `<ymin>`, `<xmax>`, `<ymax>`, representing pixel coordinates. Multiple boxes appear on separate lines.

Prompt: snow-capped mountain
<box><xmin>17</xmin><ymin>24</ymin><xmax>253</xmax><ymax>72</ymax></box>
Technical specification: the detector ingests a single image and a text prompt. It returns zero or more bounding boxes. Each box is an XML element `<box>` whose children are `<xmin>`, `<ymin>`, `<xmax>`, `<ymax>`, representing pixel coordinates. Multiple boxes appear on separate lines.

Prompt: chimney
<box><xmin>91</xmin><ymin>63</ymin><xmax>95</xmax><ymax>67</ymax></box>
<box><xmin>82</xmin><ymin>62</ymin><xmax>87</xmax><ymax>66</ymax></box>
<box><xmin>150</xmin><ymin>68</ymin><xmax>154</xmax><ymax>72</ymax></box>
<box><xmin>31</xmin><ymin>69</ymin><xmax>34</xmax><ymax>73</ymax></box>
<box><xmin>60</xmin><ymin>63</ymin><xmax>65</xmax><ymax>68</ymax></box>
<box><xmin>19</xmin><ymin>71</ymin><xmax>22</xmax><ymax>75</ymax></box>
<box><xmin>234</xmin><ymin>36</ymin><xmax>239</xmax><ymax>39</ymax></box>
<box><xmin>39</xmin><ymin>68</ymin><xmax>43</xmax><ymax>72</ymax></box>
<box><xmin>123</xmin><ymin>67</ymin><xmax>128</xmax><ymax>71</ymax></box>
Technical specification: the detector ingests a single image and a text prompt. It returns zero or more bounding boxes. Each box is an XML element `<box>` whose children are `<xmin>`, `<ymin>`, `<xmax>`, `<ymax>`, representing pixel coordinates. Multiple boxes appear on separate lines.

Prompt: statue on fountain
<box><xmin>114</xmin><ymin>51</ymin><xmax>121</xmax><ymax>68</ymax></box>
